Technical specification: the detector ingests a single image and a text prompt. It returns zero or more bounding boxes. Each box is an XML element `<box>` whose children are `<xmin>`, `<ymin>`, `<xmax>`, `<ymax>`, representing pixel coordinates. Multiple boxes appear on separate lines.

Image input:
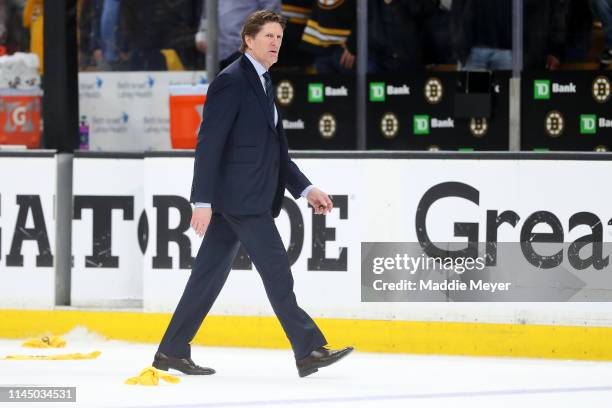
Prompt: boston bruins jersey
<box><xmin>301</xmin><ymin>0</ymin><xmax>356</xmax><ymax>54</ymax></box>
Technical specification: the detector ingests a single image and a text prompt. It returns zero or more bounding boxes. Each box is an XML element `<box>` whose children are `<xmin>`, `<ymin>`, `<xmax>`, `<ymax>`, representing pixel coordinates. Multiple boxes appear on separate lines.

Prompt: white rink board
<box><xmin>3</xmin><ymin>153</ymin><xmax>612</xmax><ymax>324</ymax></box>
<box><xmin>0</xmin><ymin>155</ymin><xmax>56</xmax><ymax>308</ymax></box>
<box><xmin>71</xmin><ymin>157</ymin><xmax>144</xmax><ymax>307</ymax></box>
<box><xmin>141</xmin><ymin>157</ymin><xmax>612</xmax><ymax>326</ymax></box>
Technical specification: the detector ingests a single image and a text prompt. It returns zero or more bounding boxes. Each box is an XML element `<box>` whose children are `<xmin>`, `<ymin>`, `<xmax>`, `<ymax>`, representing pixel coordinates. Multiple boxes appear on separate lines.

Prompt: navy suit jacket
<box><xmin>190</xmin><ymin>55</ymin><xmax>311</xmax><ymax>218</ymax></box>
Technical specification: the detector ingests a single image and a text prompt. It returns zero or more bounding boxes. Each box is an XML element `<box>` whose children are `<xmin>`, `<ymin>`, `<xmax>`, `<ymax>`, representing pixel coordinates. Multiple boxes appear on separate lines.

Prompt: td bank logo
<box><xmin>534</xmin><ymin>80</ymin><xmax>550</xmax><ymax>100</ymax></box>
<box><xmin>307</xmin><ymin>83</ymin><xmax>348</xmax><ymax>102</ymax></box>
<box><xmin>580</xmin><ymin>114</ymin><xmax>597</xmax><ymax>134</ymax></box>
<box><xmin>369</xmin><ymin>82</ymin><xmax>385</xmax><ymax>102</ymax></box>
<box><xmin>308</xmin><ymin>83</ymin><xmax>324</xmax><ymax>103</ymax></box>
<box><xmin>413</xmin><ymin>115</ymin><xmax>430</xmax><ymax>135</ymax></box>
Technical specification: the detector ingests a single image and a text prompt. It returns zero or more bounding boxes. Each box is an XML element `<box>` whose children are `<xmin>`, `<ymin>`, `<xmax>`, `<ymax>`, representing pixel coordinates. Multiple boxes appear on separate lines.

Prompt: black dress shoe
<box><xmin>152</xmin><ymin>351</ymin><xmax>215</xmax><ymax>375</ymax></box>
<box><xmin>296</xmin><ymin>346</ymin><xmax>354</xmax><ymax>377</ymax></box>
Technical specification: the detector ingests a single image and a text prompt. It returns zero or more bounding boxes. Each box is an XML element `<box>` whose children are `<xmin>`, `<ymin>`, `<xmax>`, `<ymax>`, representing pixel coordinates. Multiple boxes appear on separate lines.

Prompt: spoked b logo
<box><xmin>276</xmin><ymin>81</ymin><xmax>294</xmax><ymax>106</ymax></box>
<box><xmin>545</xmin><ymin>110</ymin><xmax>564</xmax><ymax>137</ymax></box>
<box><xmin>319</xmin><ymin>113</ymin><xmax>336</xmax><ymax>138</ymax></box>
<box><xmin>380</xmin><ymin>113</ymin><xmax>399</xmax><ymax>139</ymax></box>
<box><xmin>469</xmin><ymin>118</ymin><xmax>488</xmax><ymax>137</ymax></box>
<box><xmin>592</xmin><ymin>76</ymin><xmax>611</xmax><ymax>103</ymax></box>
<box><xmin>424</xmin><ymin>78</ymin><xmax>443</xmax><ymax>104</ymax></box>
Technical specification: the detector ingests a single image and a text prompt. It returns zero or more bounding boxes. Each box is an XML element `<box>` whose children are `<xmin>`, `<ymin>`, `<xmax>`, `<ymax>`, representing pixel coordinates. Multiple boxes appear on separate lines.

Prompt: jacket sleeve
<box><xmin>449</xmin><ymin>0</ymin><xmax>472</xmax><ymax>64</ymax></box>
<box><xmin>89</xmin><ymin>0</ymin><xmax>102</xmax><ymax>52</ymax></box>
<box><xmin>190</xmin><ymin>73</ymin><xmax>242</xmax><ymax>203</ymax></box>
<box><xmin>285</xmin><ymin>159</ymin><xmax>312</xmax><ymax>199</ymax></box>
<box><xmin>546</xmin><ymin>0</ymin><xmax>569</xmax><ymax>59</ymax></box>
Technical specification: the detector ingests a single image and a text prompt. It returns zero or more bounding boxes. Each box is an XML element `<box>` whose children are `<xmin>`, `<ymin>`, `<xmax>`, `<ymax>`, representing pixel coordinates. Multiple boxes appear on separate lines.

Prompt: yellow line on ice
<box><xmin>1</xmin><ymin>309</ymin><xmax>612</xmax><ymax>361</ymax></box>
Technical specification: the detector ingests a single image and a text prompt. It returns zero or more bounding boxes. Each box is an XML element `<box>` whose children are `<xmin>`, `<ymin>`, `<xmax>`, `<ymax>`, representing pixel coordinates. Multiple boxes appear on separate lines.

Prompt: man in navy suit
<box><xmin>153</xmin><ymin>10</ymin><xmax>353</xmax><ymax>378</ymax></box>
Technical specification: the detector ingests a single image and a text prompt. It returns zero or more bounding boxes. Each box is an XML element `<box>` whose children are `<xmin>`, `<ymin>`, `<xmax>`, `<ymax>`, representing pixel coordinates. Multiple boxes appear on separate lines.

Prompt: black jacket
<box><xmin>191</xmin><ymin>56</ymin><xmax>310</xmax><ymax>217</ymax></box>
<box><xmin>119</xmin><ymin>0</ymin><xmax>201</xmax><ymax>51</ymax></box>
<box><xmin>451</xmin><ymin>0</ymin><xmax>512</xmax><ymax>64</ymax></box>
<box><xmin>523</xmin><ymin>0</ymin><xmax>569</xmax><ymax>69</ymax></box>
<box><xmin>369</xmin><ymin>0</ymin><xmax>442</xmax><ymax>71</ymax></box>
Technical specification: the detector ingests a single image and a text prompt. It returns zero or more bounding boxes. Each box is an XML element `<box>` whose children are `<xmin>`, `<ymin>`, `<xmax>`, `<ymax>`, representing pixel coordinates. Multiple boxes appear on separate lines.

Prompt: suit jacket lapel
<box><xmin>240</xmin><ymin>56</ymin><xmax>277</xmax><ymax>133</ymax></box>
<box><xmin>276</xmin><ymin>107</ymin><xmax>284</xmax><ymax>136</ymax></box>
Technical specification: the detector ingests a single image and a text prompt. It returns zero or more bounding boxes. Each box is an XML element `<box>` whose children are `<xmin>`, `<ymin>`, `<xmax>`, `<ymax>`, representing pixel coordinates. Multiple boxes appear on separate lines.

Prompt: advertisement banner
<box><xmin>139</xmin><ymin>154</ymin><xmax>612</xmax><ymax>323</ymax></box>
<box><xmin>71</xmin><ymin>154</ymin><xmax>144</xmax><ymax>307</ymax></box>
<box><xmin>274</xmin><ymin>74</ymin><xmax>356</xmax><ymax>150</ymax></box>
<box><xmin>0</xmin><ymin>152</ymin><xmax>56</xmax><ymax>308</ymax></box>
<box><xmin>60</xmin><ymin>153</ymin><xmax>612</xmax><ymax>324</ymax></box>
<box><xmin>78</xmin><ymin>71</ymin><xmax>206</xmax><ymax>151</ymax></box>
<box><xmin>522</xmin><ymin>71</ymin><xmax>612</xmax><ymax>151</ymax></box>
<box><xmin>142</xmin><ymin>154</ymin><xmax>358</xmax><ymax>315</ymax></box>
<box><xmin>366</xmin><ymin>72</ymin><xmax>510</xmax><ymax>150</ymax></box>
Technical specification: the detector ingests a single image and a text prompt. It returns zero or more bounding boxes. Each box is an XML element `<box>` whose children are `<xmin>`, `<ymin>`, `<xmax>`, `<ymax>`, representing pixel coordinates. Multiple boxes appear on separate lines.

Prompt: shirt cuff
<box><xmin>194</xmin><ymin>202</ymin><xmax>211</xmax><ymax>208</ymax></box>
<box><xmin>300</xmin><ymin>185</ymin><xmax>315</xmax><ymax>198</ymax></box>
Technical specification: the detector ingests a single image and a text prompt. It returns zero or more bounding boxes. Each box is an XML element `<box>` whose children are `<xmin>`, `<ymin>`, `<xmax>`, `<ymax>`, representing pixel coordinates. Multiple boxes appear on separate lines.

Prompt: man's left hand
<box><xmin>306</xmin><ymin>187</ymin><xmax>333</xmax><ymax>215</ymax></box>
<box><xmin>339</xmin><ymin>46</ymin><xmax>355</xmax><ymax>69</ymax></box>
<box><xmin>546</xmin><ymin>54</ymin><xmax>560</xmax><ymax>70</ymax></box>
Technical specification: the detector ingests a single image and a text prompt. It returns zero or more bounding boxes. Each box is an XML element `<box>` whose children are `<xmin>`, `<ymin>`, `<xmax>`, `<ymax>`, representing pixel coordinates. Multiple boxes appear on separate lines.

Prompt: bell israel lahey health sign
<box><xmin>78</xmin><ymin>72</ymin><xmax>206</xmax><ymax>151</ymax></box>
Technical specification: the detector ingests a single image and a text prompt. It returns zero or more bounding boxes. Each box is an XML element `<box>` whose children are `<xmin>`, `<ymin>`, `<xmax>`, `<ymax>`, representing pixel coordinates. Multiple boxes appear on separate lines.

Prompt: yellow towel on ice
<box><xmin>22</xmin><ymin>335</ymin><xmax>66</xmax><ymax>348</ymax></box>
<box><xmin>3</xmin><ymin>351</ymin><xmax>101</xmax><ymax>360</ymax></box>
<box><xmin>125</xmin><ymin>367</ymin><xmax>180</xmax><ymax>386</ymax></box>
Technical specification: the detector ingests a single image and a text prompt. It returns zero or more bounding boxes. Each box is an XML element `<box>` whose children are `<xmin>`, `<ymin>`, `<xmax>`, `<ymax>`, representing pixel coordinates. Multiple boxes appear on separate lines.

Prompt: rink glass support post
<box><xmin>43</xmin><ymin>0</ymin><xmax>79</xmax><ymax>152</ymax></box>
<box><xmin>55</xmin><ymin>153</ymin><xmax>73</xmax><ymax>306</ymax></box>
<box><xmin>206</xmin><ymin>0</ymin><xmax>219</xmax><ymax>80</ymax></box>
<box><xmin>356</xmin><ymin>0</ymin><xmax>367</xmax><ymax>150</ymax></box>
<box><xmin>510</xmin><ymin>0</ymin><xmax>523</xmax><ymax>151</ymax></box>
<box><xmin>509</xmin><ymin>78</ymin><xmax>521</xmax><ymax>151</ymax></box>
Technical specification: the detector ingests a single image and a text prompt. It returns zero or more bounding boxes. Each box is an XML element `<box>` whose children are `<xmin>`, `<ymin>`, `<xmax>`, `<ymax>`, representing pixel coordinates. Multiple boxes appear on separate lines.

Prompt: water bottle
<box><xmin>79</xmin><ymin>115</ymin><xmax>89</xmax><ymax>150</ymax></box>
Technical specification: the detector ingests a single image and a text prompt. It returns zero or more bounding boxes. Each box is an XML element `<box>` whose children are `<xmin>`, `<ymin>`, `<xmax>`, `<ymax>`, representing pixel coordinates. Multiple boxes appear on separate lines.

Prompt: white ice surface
<box><xmin>1</xmin><ymin>330</ymin><xmax>612</xmax><ymax>408</ymax></box>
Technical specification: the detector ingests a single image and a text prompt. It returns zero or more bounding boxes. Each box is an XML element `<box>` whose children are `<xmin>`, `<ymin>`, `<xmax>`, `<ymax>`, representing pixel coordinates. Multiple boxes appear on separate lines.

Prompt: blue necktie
<box><xmin>263</xmin><ymin>72</ymin><xmax>275</xmax><ymax>121</ymax></box>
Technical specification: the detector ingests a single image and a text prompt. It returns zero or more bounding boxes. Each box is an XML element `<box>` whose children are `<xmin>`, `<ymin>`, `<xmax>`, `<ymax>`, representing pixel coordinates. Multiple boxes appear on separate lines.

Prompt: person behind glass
<box><xmin>559</xmin><ymin>0</ymin><xmax>593</xmax><ymax>64</ymax></box>
<box><xmin>0</xmin><ymin>0</ymin><xmax>7</xmax><ymax>52</ymax></box>
<box><xmin>96</xmin><ymin>0</ymin><xmax>122</xmax><ymax>69</ymax></box>
<box><xmin>368</xmin><ymin>0</ymin><xmax>452</xmax><ymax>73</ymax></box>
<box><xmin>451</xmin><ymin>0</ymin><xmax>513</xmax><ymax>71</ymax></box>
<box><xmin>118</xmin><ymin>0</ymin><xmax>202</xmax><ymax>71</ymax></box>
<box><xmin>2</xmin><ymin>0</ymin><xmax>29</xmax><ymax>54</ymax></box>
<box><xmin>523</xmin><ymin>0</ymin><xmax>569</xmax><ymax>70</ymax></box>
<box><xmin>22</xmin><ymin>0</ymin><xmax>42</xmax><ymax>73</ymax></box>
<box><xmin>273</xmin><ymin>0</ymin><xmax>314</xmax><ymax>72</ymax></box>
<box><xmin>301</xmin><ymin>0</ymin><xmax>356</xmax><ymax>74</ymax></box>
<box><xmin>196</xmin><ymin>0</ymin><xmax>281</xmax><ymax>71</ymax></box>
<box><xmin>118</xmin><ymin>0</ymin><xmax>166</xmax><ymax>70</ymax></box>
<box><xmin>153</xmin><ymin>10</ymin><xmax>353</xmax><ymax>378</ymax></box>
<box><xmin>79</xmin><ymin>0</ymin><xmax>121</xmax><ymax>71</ymax></box>
<box><xmin>591</xmin><ymin>0</ymin><xmax>612</xmax><ymax>64</ymax></box>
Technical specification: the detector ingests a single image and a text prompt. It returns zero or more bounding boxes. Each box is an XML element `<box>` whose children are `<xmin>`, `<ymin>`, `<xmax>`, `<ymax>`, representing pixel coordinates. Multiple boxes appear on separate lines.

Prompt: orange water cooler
<box><xmin>169</xmin><ymin>84</ymin><xmax>208</xmax><ymax>149</ymax></box>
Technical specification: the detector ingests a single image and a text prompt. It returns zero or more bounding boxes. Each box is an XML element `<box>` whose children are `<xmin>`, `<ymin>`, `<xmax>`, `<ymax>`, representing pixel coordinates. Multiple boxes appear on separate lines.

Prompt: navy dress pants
<box><xmin>158</xmin><ymin>212</ymin><xmax>327</xmax><ymax>360</ymax></box>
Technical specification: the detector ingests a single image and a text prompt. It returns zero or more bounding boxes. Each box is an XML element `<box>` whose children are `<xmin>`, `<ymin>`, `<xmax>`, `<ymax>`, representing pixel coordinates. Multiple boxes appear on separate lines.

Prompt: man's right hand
<box><xmin>339</xmin><ymin>45</ymin><xmax>355</xmax><ymax>70</ymax></box>
<box><xmin>191</xmin><ymin>207</ymin><xmax>212</xmax><ymax>237</ymax></box>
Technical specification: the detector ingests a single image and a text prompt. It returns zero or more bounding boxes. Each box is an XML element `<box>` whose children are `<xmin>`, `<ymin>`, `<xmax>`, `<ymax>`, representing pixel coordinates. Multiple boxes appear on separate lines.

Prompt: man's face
<box><xmin>245</xmin><ymin>22</ymin><xmax>283</xmax><ymax>70</ymax></box>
